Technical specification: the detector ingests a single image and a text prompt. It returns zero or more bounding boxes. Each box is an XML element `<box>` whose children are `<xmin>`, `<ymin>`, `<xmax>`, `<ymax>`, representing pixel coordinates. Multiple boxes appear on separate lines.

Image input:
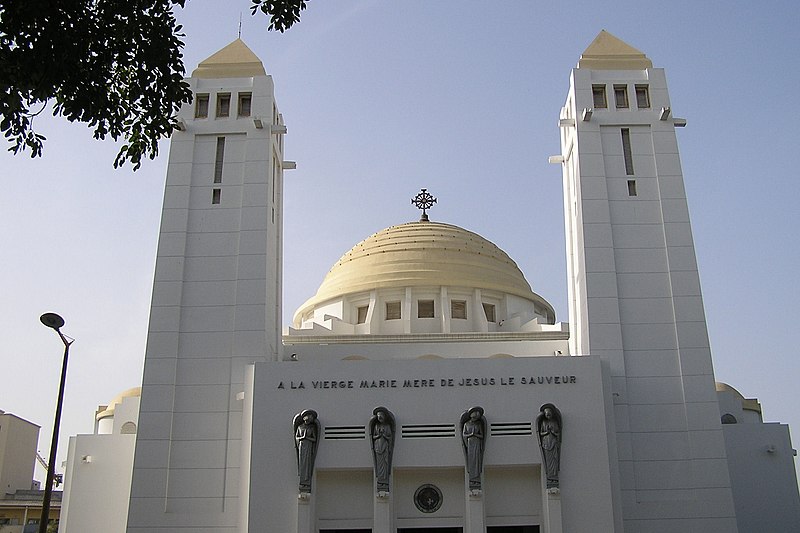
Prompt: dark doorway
<box><xmin>397</xmin><ymin>529</ymin><xmax>463</xmax><ymax>533</ymax></box>
<box><xmin>320</xmin><ymin>530</ymin><xmax>371</xmax><ymax>533</ymax></box>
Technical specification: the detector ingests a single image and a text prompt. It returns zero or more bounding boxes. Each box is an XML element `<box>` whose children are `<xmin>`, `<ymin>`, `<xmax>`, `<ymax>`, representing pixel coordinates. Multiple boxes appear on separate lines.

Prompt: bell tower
<box><xmin>127</xmin><ymin>39</ymin><xmax>287</xmax><ymax>532</ymax></box>
<box><xmin>557</xmin><ymin>31</ymin><xmax>738</xmax><ymax>531</ymax></box>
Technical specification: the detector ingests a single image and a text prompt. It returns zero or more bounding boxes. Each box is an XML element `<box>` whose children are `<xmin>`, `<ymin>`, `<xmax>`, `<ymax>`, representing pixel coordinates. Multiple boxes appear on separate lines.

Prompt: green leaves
<box><xmin>0</xmin><ymin>0</ymin><xmax>308</xmax><ymax>170</ymax></box>
<box><xmin>250</xmin><ymin>0</ymin><xmax>308</xmax><ymax>32</ymax></box>
<box><xmin>0</xmin><ymin>0</ymin><xmax>192</xmax><ymax>169</ymax></box>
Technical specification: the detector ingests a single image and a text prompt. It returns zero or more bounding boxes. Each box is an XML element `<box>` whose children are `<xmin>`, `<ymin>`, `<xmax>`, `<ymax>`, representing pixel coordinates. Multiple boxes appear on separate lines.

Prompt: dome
<box><xmin>294</xmin><ymin>220</ymin><xmax>553</xmax><ymax>325</ymax></box>
<box><xmin>95</xmin><ymin>387</ymin><xmax>142</xmax><ymax>422</ymax></box>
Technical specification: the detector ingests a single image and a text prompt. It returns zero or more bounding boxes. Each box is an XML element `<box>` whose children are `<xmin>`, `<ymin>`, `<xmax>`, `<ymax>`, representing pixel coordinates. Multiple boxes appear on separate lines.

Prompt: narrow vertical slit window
<box><xmin>627</xmin><ymin>179</ymin><xmax>638</xmax><ymax>197</ymax></box>
<box><xmin>216</xmin><ymin>93</ymin><xmax>231</xmax><ymax>117</ymax></box>
<box><xmin>592</xmin><ymin>85</ymin><xmax>607</xmax><ymax>108</ymax></box>
<box><xmin>238</xmin><ymin>93</ymin><xmax>252</xmax><ymax>117</ymax></box>
<box><xmin>195</xmin><ymin>94</ymin><xmax>209</xmax><ymax>118</ymax></box>
<box><xmin>621</xmin><ymin>128</ymin><xmax>634</xmax><ymax>175</ymax></box>
<box><xmin>214</xmin><ymin>137</ymin><xmax>225</xmax><ymax>183</ymax></box>
<box><xmin>614</xmin><ymin>85</ymin><xmax>628</xmax><ymax>108</ymax></box>
<box><xmin>272</xmin><ymin>156</ymin><xmax>279</xmax><ymax>223</ymax></box>
<box><xmin>635</xmin><ymin>85</ymin><xmax>650</xmax><ymax>108</ymax></box>
<box><xmin>212</xmin><ymin>188</ymin><xmax>221</xmax><ymax>204</ymax></box>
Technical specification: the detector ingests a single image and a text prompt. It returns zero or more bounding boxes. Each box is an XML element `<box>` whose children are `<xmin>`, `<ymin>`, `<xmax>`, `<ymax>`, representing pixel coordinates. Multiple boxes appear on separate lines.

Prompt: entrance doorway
<box><xmin>397</xmin><ymin>529</ymin><xmax>462</xmax><ymax>533</ymax></box>
<box><xmin>320</xmin><ymin>530</ymin><xmax>371</xmax><ymax>533</ymax></box>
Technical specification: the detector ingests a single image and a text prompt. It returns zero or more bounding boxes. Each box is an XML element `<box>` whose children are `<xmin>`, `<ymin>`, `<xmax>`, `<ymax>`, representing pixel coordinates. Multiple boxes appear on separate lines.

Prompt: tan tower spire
<box><xmin>192</xmin><ymin>38</ymin><xmax>267</xmax><ymax>78</ymax></box>
<box><xmin>578</xmin><ymin>30</ymin><xmax>652</xmax><ymax>70</ymax></box>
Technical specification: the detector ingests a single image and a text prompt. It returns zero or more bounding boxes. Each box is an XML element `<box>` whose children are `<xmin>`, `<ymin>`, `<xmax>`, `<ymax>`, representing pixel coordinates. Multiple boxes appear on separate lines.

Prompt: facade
<box><xmin>58</xmin><ymin>389</ymin><xmax>140</xmax><ymax>533</ymax></box>
<box><xmin>0</xmin><ymin>410</ymin><xmax>61</xmax><ymax>532</ymax></box>
<box><xmin>122</xmin><ymin>32</ymin><xmax>800</xmax><ymax>533</ymax></box>
<box><xmin>0</xmin><ymin>411</ymin><xmax>39</xmax><ymax>496</ymax></box>
<box><xmin>0</xmin><ymin>490</ymin><xmax>61</xmax><ymax>533</ymax></box>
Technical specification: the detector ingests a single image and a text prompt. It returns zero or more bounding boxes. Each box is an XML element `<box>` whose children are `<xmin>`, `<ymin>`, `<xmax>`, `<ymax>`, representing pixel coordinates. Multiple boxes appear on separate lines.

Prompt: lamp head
<box><xmin>40</xmin><ymin>313</ymin><xmax>65</xmax><ymax>330</ymax></box>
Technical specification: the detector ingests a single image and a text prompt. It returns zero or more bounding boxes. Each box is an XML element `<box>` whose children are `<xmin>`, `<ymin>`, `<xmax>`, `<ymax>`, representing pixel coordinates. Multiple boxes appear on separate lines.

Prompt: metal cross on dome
<box><xmin>411</xmin><ymin>188</ymin><xmax>437</xmax><ymax>221</ymax></box>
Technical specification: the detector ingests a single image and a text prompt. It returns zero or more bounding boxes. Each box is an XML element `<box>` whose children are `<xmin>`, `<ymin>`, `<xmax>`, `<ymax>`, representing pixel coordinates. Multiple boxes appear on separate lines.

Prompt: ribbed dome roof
<box><xmin>294</xmin><ymin>221</ymin><xmax>552</xmax><ymax>323</ymax></box>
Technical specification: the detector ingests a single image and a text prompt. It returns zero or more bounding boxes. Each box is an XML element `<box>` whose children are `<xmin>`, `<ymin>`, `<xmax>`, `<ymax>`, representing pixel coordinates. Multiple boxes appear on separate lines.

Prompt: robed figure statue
<box><xmin>536</xmin><ymin>403</ymin><xmax>562</xmax><ymax>490</ymax></box>
<box><xmin>460</xmin><ymin>406</ymin><xmax>487</xmax><ymax>491</ymax></box>
<box><xmin>293</xmin><ymin>409</ymin><xmax>320</xmax><ymax>493</ymax></box>
<box><xmin>369</xmin><ymin>407</ymin><xmax>396</xmax><ymax>493</ymax></box>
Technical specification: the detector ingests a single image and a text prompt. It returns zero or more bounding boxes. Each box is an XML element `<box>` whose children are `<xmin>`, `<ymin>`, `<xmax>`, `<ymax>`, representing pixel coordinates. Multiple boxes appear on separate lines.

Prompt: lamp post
<box><xmin>38</xmin><ymin>313</ymin><xmax>73</xmax><ymax>533</ymax></box>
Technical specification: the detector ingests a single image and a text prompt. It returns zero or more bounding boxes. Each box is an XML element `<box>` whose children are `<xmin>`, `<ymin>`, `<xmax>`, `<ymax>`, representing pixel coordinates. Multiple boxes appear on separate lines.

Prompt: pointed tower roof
<box><xmin>578</xmin><ymin>30</ymin><xmax>652</xmax><ymax>70</ymax></box>
<box><xmin>192</xmin><ymin>38</ymin><xmax>266</xmax><ymax>79</ymax></box>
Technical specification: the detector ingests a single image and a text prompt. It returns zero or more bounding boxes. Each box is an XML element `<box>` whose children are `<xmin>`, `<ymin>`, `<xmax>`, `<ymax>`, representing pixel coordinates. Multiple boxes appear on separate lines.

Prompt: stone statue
<box><xmin>536</xmin><ymin>403</ymin><xmax>562</xmax><ymax>490</ymax></box>
<box><xmin>293</xmin><ymin>409</ymin><xmax>320</xmax><ymax>493</ymax></box>
<box><xmin>460</xmin><ymin>406</ymin><xmax>487</xmax><ymax>491</ymax></box>
<box><xmin>369</xmin><ymin>407</ymin><xmax>395</xmax><ymax>493</ymax></box>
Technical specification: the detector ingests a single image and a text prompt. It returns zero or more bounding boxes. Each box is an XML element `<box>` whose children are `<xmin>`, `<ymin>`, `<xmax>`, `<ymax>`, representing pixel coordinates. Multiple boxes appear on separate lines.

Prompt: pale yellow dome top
<box><xmin>294</xmin><ymin>221</ymin><xmax>553</xmax><ymax>323</ymax></box>
<box><xmin>95</xmin><ymin>387</ymin><xmax>141</xmax><ymax>421</ymax></box>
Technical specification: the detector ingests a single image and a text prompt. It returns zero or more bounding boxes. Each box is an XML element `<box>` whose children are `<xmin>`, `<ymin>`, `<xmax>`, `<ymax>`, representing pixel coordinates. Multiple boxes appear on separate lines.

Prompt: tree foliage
<box><xmin>0</xmin><ymin>0</ymin><xmax>308</xmax><ymax>169</ymax></box>
<box><xmin>251</xmin><ymin>0</ymin><xmax>307</xmax><ymax>32</ymax></box>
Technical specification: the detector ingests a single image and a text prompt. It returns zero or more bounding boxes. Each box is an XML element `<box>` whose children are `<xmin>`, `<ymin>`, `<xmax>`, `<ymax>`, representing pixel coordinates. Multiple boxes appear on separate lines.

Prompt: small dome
<box><xmin>294</xmin><ymin>220</ymin><xmax>553</xmax><ymax>324</ymax></box>
<box><xmin>96</xmin><ymin>387</ymin><xmax>142</xmax><ymax>421</ymax></box>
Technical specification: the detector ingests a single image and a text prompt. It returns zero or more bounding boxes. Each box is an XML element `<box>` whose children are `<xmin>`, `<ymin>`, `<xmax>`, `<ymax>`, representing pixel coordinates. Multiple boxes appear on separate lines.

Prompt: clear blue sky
<box><xmin>1</xmin><ymin>0</ymin><xmax>798</xmax><ymax>484</ymax></box>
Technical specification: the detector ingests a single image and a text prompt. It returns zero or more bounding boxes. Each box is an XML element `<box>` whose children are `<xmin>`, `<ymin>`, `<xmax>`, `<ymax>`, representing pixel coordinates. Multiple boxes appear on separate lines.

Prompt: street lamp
<box><xmin>38</xmin><ymin>313</ymin><xmax>74</xmax><ymax>533</ymax></box>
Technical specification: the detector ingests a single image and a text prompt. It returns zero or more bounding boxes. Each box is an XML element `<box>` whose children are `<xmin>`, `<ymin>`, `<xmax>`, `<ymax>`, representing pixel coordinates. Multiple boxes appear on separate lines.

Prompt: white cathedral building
<box><xmin>58</xmin><ymin>31</ymin><xmax>800</xmax><ymax>533</ymax></box>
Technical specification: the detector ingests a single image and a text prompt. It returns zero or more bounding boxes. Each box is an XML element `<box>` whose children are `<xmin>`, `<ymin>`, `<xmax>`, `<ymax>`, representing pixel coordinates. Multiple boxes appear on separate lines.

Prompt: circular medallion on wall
<box><xmin>414</xmin><ymin>484</ymin><xmax>443</xmax><ymax>513</ymax></box>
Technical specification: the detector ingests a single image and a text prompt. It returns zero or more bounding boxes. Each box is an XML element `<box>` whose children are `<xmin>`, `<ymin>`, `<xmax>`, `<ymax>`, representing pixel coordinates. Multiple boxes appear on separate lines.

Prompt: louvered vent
<box><xmin>490</xmin><ymin>422</ymin><xmax>532</xmax><ymax>436</ymax></box>
<box><xmin>324</xmin><ymin>425</ymin><xmax>366</xmax><ymax>440</ymax></box>
<box><xmin>401</xmin><ymin>424</ymin><xmax>456</xmax><ymax>439</ymax></box>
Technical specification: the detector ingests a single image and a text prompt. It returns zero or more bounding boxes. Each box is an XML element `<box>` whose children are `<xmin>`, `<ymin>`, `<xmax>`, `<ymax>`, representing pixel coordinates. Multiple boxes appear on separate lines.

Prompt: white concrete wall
<box><xmin>246</xmin><ymin>355</ymin><xmax>620</xmax><ymax>532</ymax></box>
<box><xmin>297</xmin><ymin>285</ymin><xmax>553</xmax><ymax>336</ymax></box>
<box><xmin>59</xmin><ymin>433</ymin><xmax>135</xmax><ymax>533</ymax></box>
<box><xmin>128</xmin><ymin>66</ymin><xmax>285</xmax><ymax>533</ymax></box>
<box><xmin>559</xmin><ymin>65</ymin><xmax>737</xmax><ymax>531</ymax></box>
<box><xmin>717</xmin><ymin>388</ymin><xmax>800</xmax><ymax>532</ymax></box>
<box><xmin>284</xmin><ymin>335</ymin><xmax>570</xmax><ymax>363</ymax></box>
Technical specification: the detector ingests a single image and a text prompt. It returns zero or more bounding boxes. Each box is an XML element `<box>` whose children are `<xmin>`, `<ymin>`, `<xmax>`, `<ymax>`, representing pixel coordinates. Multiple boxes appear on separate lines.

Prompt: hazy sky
<box><xmin>2</xmin><ymin>0</ymin><xmax>798</xmax><ymax>484</ymax></box>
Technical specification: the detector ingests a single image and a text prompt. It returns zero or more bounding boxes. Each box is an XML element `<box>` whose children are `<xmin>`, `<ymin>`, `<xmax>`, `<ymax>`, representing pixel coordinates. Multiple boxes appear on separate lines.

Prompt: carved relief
<box><xmin>460</xmin><ymin>406</ymin><xmax>487</xmax><ymax>491</ymax></box>
<box><xmin>293</xmin><ymin>409</ymin><xmax>320</xmax><ymax>493</ymax></box>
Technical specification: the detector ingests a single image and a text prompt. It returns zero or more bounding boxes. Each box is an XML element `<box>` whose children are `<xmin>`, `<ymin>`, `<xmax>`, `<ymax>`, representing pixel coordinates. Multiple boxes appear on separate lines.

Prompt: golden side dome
<box><xmin>294</xmin><ymin>221</ymin><xmax>552</xmax><ymax>323</ymax></box>
<box><xmin>95</xmin><ymin>387</ymin><xmax>141</xmax><ymax>421</ymax></box>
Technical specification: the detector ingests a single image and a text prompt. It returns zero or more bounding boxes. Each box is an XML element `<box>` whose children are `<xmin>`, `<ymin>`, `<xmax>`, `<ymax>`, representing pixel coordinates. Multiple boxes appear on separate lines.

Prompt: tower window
<box><xmin>386</xmin><ymin>301</ymin><xmax>401</xmax><ymax>320</ymax></box>
<box><xmin>418</xmin><ymin>300</ymin><xmax>435</xmax><ymax>318</ymax></box>
<box><xmin>195</xmin><ymin>94</ymin><xmax>209</xmax><ymax>118</ymax></box>
<box><xmin>635</xmin><ymin>85</ymin><xmax>650</xmax><ymax>108</ymax></box>
<box><xmin>482</xmin><ymin>303</ymin><xmax>496</xmax><ymax>323</ymax></box>
<box><xmin>614</xmin><ymin>85</ymin><xmax>628</xmax><ymax>108</ymax></box>
<box><xmin>212</xmin><ymin>188</ymin><xmax>221</xmax><ymax>204</ymax></box>
<box><xmin>592</xmin><ymin>85</ymin><xmax>607</xmax><ymax>108</ymax></box>
<box><xmin>214</xmin><ymin>137</ymin><xmax>225</xmax><ymax>183</ymax></box>
<box><xmin>216</xmin><ymin>93</ymin><xmax>231</xmax><ymax>118</ymax></box>
<box><xmin>356</xmin><ymin>305</ymin><xmax>368</xmax><ymax>324</ymax></box>
<box><xmin>627</xmin><ymin>179</ymin><xmax>637</xmax><ymax>196</ymax></box>
<box><xmin>621</xmin><ymin>128</ymin><xmax>634</xmax><ymax>175</ymax></box>
<box><xmin>451</xmin><ymin>300</ymin><xmax>467</xmax><ymax>320</ymax></box>
<box><xmin>238</xmin><ymin>92</ymin><xmax>252</xmax><ymax>117</ymax></box>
